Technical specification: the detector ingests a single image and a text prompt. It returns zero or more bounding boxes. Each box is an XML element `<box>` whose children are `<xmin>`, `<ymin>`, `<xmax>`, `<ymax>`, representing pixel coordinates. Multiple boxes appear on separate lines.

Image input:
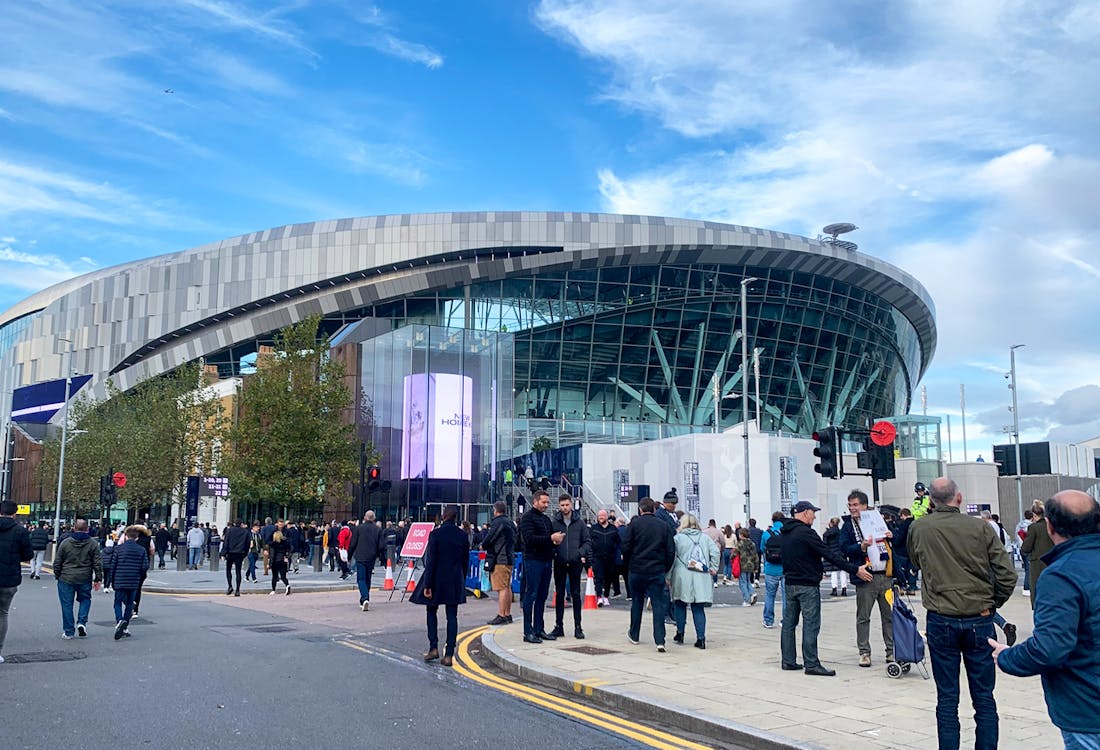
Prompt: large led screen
<box><xmin>400</xmin><ymin>373</ymin><xmax>474</xmax><ymax>480</ymax></box>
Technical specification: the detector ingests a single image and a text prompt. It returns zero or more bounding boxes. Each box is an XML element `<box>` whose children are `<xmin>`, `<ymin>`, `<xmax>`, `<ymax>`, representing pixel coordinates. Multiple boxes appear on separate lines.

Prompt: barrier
<box><xmin>583</xmin><ymin>566</ymin><xmax>598</xmax><ymax>610</ymax></box>
<box><xmin>404</xmin><ymin>560</ymin><xmax>418</xmax><ymax>593</ymax></box>
<box><xmin>382</xmin><ymin>559</ymin><xmax>395</xmax><ymax>591</ymax></box>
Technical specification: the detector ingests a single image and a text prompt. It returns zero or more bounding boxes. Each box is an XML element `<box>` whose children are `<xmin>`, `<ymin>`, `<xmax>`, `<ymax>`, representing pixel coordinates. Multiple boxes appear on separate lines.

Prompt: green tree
<box><xmin>531</xmin><ymin>436</ymin><xmax>554</xmax><ymax>453</ymax></box>
<box><xmin>222</xmin><ymin>316</ymin><xmax>360</xmax><ymax>512</ymax></box>
<box><xmin>40</xmin><ymin>363</ymin><xmax>226</xmax><ymax>517</ymax></box>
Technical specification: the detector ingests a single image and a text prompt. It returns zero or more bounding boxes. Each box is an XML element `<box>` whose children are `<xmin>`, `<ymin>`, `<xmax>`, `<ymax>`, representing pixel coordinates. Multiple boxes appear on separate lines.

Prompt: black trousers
<box><xmin>225</xmin><ymin>554</ymin><xmax>245</xmax><ymax>589</ymax></box>
<box><xmin>592</xmin><ymin>556</ymin><xmax>620</xmax><ymax>597</ymax></box>
<box><xmin>427</xmin><ymin>603</ymin><xmax>459</xmax><ymax>656</ymax></box>
<box><xmin>553</xmin><ymin>560</ymin><xmax>583</xmax><ymax>629</ymax></box>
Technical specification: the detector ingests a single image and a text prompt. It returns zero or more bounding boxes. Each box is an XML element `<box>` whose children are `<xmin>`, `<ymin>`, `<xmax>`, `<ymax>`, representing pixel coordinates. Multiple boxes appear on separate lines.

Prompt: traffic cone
<box><xmin>404</xmin><ymin>560</ymin><xmax>417</xmax><ymax>592</ymax></box>
<box><xmin>583</xmin><ymin>567</ymin><xmax>598</xmax><ymax>610</ymax></box>
<box><xmin>382</xmin><ymin>559</ymin><xmax>394</xmax><ymax>591</ymax></box>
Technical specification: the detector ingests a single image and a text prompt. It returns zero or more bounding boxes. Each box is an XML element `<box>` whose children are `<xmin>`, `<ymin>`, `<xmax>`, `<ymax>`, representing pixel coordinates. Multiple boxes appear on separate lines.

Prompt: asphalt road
<box><xmin>1</xmin><ymin>577</ymin><xmax>717</xmax><ymax>750</ymax></box>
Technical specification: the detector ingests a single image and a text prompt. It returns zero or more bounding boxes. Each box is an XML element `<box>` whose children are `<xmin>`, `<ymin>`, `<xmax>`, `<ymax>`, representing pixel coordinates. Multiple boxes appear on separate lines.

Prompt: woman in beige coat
<box><xmin>668</xmin><ymin>514</ymin><xmax>721</xmax><ymax>649</ymax></box>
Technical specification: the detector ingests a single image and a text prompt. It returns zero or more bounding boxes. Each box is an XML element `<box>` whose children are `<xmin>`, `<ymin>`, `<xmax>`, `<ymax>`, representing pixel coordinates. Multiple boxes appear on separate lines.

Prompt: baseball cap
<box><xmin>791</xmin><ymin>501</ymin><xmax>821</xmax><ymax>514</ymax></box>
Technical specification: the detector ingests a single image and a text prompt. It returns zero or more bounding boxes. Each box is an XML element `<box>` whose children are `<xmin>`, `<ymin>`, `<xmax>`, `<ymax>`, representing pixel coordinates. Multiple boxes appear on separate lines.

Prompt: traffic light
<box><xmin>871</xmin><ymin>443</ymin><xmax>896</xmax><ymax>481</ymax></box>
<box><xmin>813</xmin><ymin>427</ymin><xmax>839</xmax><ymax>479</ymax></box>
<box><xmin>367</xmin><ymin>466</ymin><xmax>381</xmax><ymax>492</ymax></box>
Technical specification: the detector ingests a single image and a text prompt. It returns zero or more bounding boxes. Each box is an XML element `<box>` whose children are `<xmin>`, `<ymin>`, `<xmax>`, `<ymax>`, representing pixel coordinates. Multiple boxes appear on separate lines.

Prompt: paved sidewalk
<box><xmin>483</xmin><ymin>589</ymin><xmax>1056</xmax><ymax>750</ymax></box>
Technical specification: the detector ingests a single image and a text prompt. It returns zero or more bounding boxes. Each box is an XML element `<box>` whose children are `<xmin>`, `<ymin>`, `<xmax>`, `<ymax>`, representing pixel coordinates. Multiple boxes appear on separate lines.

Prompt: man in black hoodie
<box><xmin>550</xmin><ymin>495</ymin><xmax>592</xmax><ymax>639</ymax></box>
<box><xmin>0</xmin><ymin>500</ymin><xmax>33</xmax><ymax>661</ymax></box>
<box><xmin>780</xmin><ymin>501</ymin><xmax>871</xmax><ymax>676</ymax></box>
<box><xmin>221</xmin><ymin>520</ymin><xmax>251</xmax><ymax>596</ymax></box>
<box><xmin>622</xmin><ymin>497</ymin><xmax>676</xmax><ymax>652</ymax></box>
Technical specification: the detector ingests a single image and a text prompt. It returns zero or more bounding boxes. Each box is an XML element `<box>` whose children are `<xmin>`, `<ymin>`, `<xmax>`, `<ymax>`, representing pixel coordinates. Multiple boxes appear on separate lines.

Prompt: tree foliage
<box><xmin>222</xmin><ymin>316</ymin><xmax>360</xmax><ymax>509</ymax></box>
<box><xmin>39</xmin><ymin>363</ymin><xmax>226</xmax><ymax>516</ymax></box>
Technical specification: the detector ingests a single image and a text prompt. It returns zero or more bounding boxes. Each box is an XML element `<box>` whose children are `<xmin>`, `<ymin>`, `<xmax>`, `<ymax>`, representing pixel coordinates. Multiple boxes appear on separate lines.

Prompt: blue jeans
<box><xmin>671</xmin><ymin>600</ymin><xmax>706</xmax><ymax>640</ymax></box>
<box><xmin>1063</xmin><ymin>730</ymin><xmax>1100</xmax><ymax>749</ymax></box>
<box><xmin>113</xmin><ymin>588</ymin><xmax>137</xmax><ymax>624</ymax></box>
<box><xmin>739</xmin><ymin>571</ymin><xmax>754</xmax><ymax>603</ymax></box>
<box><xmin>246</xmin><ymin>552</ymin><xmax>258</xmax><ymax>579</ymax></box>
<box><xmin>521</xmin><ymin>558</ymin><xmax>553</xmax><ymax>637</ymax></box>
<box><xmin>57</xmin><ymin>580</ymin><xmax>92</xmax><ymax>636</ymax></box>
<box><xmin>781</xmin><ymin>583</ymin><xmax>822</xmax><ymax>668</ymax></box>
<box><xmin>627</xmin><ymin>572</ymin><xmax>667</xmax><ymax>646</ymax></box>
<box><xmin>188</xmin><ymin>547</ymin><xmax>202</xmax><ymax>567</ymax></box>
<box><xmin>1022</xmin><ymin>554</ymin><xmax>1031</xmax><ymax>591</ymax></box>
<box><xmin>356</xmin><ymin>562</ymin><xmax>373</xmax><ymax>604</ymax></box>
<box><xmin>721</xmin><ymin>548</ymin><xmax>732</xmax><ymax>579</ymax></box>
<box><xmin>763</xmin><ymin>573</ymin><xmax>785</xmax><ymax>626</ymax></box>
<box><xmin>926</xmin><ymin>611</ymin><xmax>998</xmax><ymax>750</ymax></box>
<box><xmin>426</xmin><ymin>603</ymin><xmax>459</xmax><ymax>656</ymax></box>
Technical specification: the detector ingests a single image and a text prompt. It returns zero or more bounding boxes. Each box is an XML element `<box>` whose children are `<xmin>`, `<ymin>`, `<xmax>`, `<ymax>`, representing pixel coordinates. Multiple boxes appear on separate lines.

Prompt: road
<box><xmin>0</xmin><ymin>576</ymin><xmax>736</xmax><ymax>749</ymax></box>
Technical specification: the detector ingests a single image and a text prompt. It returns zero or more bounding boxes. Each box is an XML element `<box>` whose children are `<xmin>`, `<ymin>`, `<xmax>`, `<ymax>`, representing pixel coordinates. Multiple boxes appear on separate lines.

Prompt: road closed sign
<box><xmin>399</xmin><ymin>522</ymin><xmax>436</xmax><ymax>558</ymax></box>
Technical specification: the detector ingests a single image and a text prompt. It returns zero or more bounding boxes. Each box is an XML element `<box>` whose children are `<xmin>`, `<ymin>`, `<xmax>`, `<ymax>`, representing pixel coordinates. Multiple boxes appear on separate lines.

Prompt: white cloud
<box><xmin>298</xmin><ymin>127</ymin><xmax>433</xmax><ymax>186</ymax></box>
<box><xmin>362</xmin><ymin>33</ymin><xmax>444</xmax><ymax>69</ymax></box>
<box><xmin>0</xmin><ymin>240</ymin><xmax>96</xmax><ymax>292</ymax></box>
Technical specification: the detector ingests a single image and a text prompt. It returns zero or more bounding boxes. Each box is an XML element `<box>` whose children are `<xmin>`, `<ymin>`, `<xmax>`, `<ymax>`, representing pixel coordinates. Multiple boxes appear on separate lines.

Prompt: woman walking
<box><xmin>668</xmin><ymin>515</ymin><xmax>720</xmax><ymax>649</ymax></box>
<box><xmin>823</xmin><ymin>517</ymin><xmax>848</xmax><ymax>596</ymax></box>
<box><xmin>720</xmin><ymin>525</ymin><xmax>736</xmax><ymax>584</ymax></box>
<box><xmin>269</xmin><ymin>531</ymin><xmax>292</xmax><ymax>595</ymax></box>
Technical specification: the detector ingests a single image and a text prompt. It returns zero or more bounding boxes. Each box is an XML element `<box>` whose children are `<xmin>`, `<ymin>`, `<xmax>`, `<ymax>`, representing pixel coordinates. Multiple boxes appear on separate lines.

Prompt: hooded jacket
<box><xmin>53</xmin><ymin>532</ymin><xmax>103</xmax><ymax>585</ymax></box>
<box><xmin>0</xmin><ymin>516</ymin><xmax>33</xmax><ymax>587</ymax></box>
<box><xmin>108</xmin><ymin>538</ymin><xmax>149</xmax><ymax>589</ymax></box>
<box><xmin>552</xmin><ymin>510</ymin><xmax>592</xmax><ymax>565</ymax></box>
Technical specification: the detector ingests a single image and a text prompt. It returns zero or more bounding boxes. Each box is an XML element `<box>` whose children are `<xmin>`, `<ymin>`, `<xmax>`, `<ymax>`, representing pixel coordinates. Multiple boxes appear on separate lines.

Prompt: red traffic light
<box><xmin>368</xmin><ymin>466</ymin><xmax>381</xmax><ymax>481</ymax></box>
<box><xmin>112</xmin><ymin>472</ymin><xmax>127</xmax><ymax>488</ymax></box>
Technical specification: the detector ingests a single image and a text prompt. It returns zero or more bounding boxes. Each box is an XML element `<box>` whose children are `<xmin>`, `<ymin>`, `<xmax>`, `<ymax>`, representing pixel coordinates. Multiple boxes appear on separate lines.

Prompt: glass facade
<box><xmin>358</xmin><ymin>325</ymin><xmax>513</xmax><ymax>519</ymax></box>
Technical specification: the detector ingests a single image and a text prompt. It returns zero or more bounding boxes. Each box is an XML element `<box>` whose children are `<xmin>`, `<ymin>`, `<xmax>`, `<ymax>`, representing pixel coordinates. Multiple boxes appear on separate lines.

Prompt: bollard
<box><xmin>209</xmin><ymin>553</ymin><xmax>220</xmax><ymax>572</ymax></box>
<box><xmin>313</xmin><ymin>546</ymin><xmax>323</xmax><ymax>572</ymax></box>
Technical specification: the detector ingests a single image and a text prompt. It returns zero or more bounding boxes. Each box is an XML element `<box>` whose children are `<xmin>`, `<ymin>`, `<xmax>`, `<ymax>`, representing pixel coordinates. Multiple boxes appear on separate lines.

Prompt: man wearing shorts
<box><xmin>482</xmin><ymin>500</ymin><xmax>517</xmax><ymax>625</ymax></box>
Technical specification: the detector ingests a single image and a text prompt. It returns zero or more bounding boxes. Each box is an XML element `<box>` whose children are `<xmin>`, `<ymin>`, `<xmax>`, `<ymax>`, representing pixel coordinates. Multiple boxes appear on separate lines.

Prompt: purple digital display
<box><xmin>401</xmin><ymin>373</ymin><xmax>474</xmax><ymax>480</ymax></box>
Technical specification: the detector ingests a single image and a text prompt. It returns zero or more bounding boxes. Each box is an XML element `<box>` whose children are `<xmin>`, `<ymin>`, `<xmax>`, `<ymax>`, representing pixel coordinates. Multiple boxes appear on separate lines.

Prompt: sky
<box><xmin>1</xmin><ymin>0</ymin><xmax>1098</xmax><ymax>459</ymax></box>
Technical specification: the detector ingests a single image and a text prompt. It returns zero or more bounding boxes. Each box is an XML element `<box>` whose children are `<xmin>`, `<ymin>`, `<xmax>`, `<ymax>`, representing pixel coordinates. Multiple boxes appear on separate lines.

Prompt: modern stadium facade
<box><xmin>0</xmin><ymin>212</ymin><xmax>935</xmax><ymax>518</ymax></box>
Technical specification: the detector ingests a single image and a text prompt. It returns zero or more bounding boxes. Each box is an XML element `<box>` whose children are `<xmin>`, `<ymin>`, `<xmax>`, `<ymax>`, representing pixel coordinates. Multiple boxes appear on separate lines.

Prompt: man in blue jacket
<box><xmin>108</xmin><ymin>526</ymin><xmax>150</xmax><ymax>640</ymax></box>
<box><xmin>758</xmin><ymin>511</ymin><xmax>785</xmax><ymax>629</ymax></box>
<box><xmin>990</xmin><ymin>490</ymin><xmax>1100</xmax><ymax>749</ymax></box>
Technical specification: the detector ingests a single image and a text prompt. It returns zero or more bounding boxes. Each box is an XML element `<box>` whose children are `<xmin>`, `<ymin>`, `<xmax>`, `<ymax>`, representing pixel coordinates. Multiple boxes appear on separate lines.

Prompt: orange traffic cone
<box><xmin>404</xmin><ymin>560</ymin><xmax>417</xmax><ymax>593</ymax></box>
<box><xmin>383</xmin><ymin>559</ymin><xmax>395</xmax><ymax>591</ymax></box>
<box><xmin>583</xmin><ymin>566</ymin><xmax>598</xmax><ymax>610</ymax></box>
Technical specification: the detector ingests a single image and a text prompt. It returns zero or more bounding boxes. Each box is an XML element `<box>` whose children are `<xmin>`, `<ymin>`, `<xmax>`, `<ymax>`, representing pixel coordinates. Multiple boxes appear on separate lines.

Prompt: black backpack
<box><xmin>764</xmin><ymin>529</ymin><xmax>783</xmax><ymax>565</ymax></box>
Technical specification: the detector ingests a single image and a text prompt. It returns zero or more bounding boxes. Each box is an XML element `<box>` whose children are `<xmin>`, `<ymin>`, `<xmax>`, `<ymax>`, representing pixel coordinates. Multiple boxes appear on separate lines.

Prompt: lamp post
<box><xmin>1009</xmin><ymin>344</ymin><xmax>1025</xmax><ymax>527</ymax></box>
<box><xmin>1</xmin><ymin>457</ymin><xmax>25</xmax><ymax>503</ymax></box>
<box><xmin>52</xmin><ymin>340</ymin><xmax>74</xmax><ymax>548</ymax></box>
<box><xmin>740</xmin><ymin>276</ymin><xmax>759</xmax><ymax>516</ymax></box>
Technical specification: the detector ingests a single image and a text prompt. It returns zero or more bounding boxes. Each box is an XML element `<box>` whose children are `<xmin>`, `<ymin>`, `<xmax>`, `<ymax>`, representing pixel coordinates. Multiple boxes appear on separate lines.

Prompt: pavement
<box><xmin>481</xmin><ymin>585</ymin><xmax>1058</xmax><ymax>750</ymax></box>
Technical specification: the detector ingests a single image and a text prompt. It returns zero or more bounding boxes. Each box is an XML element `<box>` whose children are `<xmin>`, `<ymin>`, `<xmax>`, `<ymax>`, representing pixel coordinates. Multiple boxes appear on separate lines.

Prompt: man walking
<box><xmin>780</xmin><ymin>501</ymin><xmax>871</xmax><ymax>676</ymax></box>
<box><xmin>0</xmin><ymin>500</ymin><xmax>33</xmax><ymax>661</ymax></box>
<box><xmin>989</xmin><ymin>490</ymin><xmax>1100</xmax><ymax>749</ymax></box>
<box><xmin>260</xmin><ymin>517</ymin><xmax>276</xmax><ymax>575</ymax></box>
<box><xmin>411</xmin><ymin>505</ymin><xmax>469</xmax><ymax>667</ymax></box>
<box><xmin>186</xmin><ymin>523</ymin><xmax>205</xmax><ymax>569</ymax></box>
<box><xmin>325</xmin><ymin>519</ymin><xmax>340</xmax><ymax>572</ymax></box>
<box><xmin>482</xmin><ymin>501</ymin><xmax>517</xmax><ymax>625</ymax></box>
<box><xmin>840</xmin><ymin>489</ymin><xmax>895</xmax><ymax>668</ymax></box>
<box><xmin>52</xmin><ymin>518</ymin><xmax>103</xmax><ymax>639</ymax></box>
<box><xmin>908</xmin><ymin>477</ymin><xmax>1016</xmax><ymax>750</ymax></box>
<box><xmin>28</xmin><ymin>521</ymin><xmax>49</xmax><ymax>579</ymax></box>
<box><xmin>153</xmin><ymin>523</ymin><xmax>171</xmax><ymax>569</ymax></box>
<box><xmin>107</xmin><ymin>526</ymin><xmax>150</xmax><ymax>640</ymax></box>
<box><xmin>518</xmin><ymin>490</ymin><xmax>560</xmax><ymax>643</ymax></box>
<box><xmin>348</xmin><ymin>511</ymin><xmax>384</xmax><ymax>611</ymax></box>
<box><xmin>221</xmin><ymin>519</ymin><xmax>250</xmax><ymax>596</ymax></box>
<box><xmin>622</xmin><ymin>497</ymin><xmax>676</xmax><ymax>652</ymax></box>
<box><xmin>550</xmin><ymin>495</ymin><xmax>591</xmax><ymax>639</ymax></box>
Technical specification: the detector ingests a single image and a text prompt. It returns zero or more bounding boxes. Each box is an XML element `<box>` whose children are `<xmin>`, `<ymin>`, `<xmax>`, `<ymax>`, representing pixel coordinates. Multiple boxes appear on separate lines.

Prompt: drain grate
<box><xmin>562</xmin><ymin>645</ymin><xmax>619</xmax><ymax>655</ymax></box>
<box><xmin>245</xmin><ymin>624</ymin><xmax>296</xmax><ymax>633</ymax></box>
<box><xmin>3</xmin><ymin>650</ymin><xmax>88</xmax><ymax>663</ymax></box>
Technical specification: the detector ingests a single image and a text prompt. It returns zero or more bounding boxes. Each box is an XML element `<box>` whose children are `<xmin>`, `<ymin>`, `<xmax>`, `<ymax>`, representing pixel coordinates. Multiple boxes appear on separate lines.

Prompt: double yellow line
<box><xmin>451</xmin><ymin>626</ymin><xmax>713</xmax><ymax>750</ymax></box>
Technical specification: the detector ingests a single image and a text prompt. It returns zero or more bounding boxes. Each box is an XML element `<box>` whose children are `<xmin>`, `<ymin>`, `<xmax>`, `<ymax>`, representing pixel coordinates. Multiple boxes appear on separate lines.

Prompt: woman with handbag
<box><xmin>668</xmin><ymin>514</ymin><xmax>721</xmax><ymax>649</ymax></box>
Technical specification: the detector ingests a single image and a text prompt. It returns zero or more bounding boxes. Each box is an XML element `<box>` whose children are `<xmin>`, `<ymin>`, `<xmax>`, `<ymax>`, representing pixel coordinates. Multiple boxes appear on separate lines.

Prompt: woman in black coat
<box><xmin>269</xmin><ymin>532</ymin><xmax>292</xmax><ymax>595</ymax></box>
<box><xmin>822</xmin><ymin>517</ymin><xmax>847</xmax><ymax>597</ymax></box>
<box><xmin>411</xmin><ymin>505</ymin><xmax>469</xmax><ymax>666</ymax></box>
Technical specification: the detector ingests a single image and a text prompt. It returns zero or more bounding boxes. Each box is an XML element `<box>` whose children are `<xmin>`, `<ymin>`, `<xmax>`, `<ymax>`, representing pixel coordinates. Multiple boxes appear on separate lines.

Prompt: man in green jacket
<box><xmin>53</xmin><ymin>519</ymin><xmax>104</xmax><ymax>639</ymax></box>
<box><xmin>909</xmin><ymin>477</ymin><xmax>1016</xmax><ymax>750</ymax></box>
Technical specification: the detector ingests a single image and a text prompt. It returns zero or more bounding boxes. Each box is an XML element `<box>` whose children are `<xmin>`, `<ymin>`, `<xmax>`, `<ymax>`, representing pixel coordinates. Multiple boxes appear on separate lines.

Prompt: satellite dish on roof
<box><xmin>822</xmin><ymin>222</ymin><xmax>858</xmax><ymax>238</ymax></box>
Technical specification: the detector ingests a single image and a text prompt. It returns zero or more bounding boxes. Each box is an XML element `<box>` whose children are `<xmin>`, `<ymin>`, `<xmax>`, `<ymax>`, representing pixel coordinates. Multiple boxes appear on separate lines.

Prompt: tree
<box><xmin>222</xmin><ymin>316</ymin><xmax>359</xmax><ymax>512</ymax></box>
<box><xmin>531</xmin><ymin>436</ymin><xmax>554</xmax><ymax>453</ymax></box>
<box><xmin>39</xmin><ymin>363</ymin><xmax>226</xmax><ymax>517</ymax></box>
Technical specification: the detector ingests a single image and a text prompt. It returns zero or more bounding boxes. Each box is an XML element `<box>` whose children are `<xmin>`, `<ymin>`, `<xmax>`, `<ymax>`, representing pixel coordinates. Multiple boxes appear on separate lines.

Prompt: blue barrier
<box><xmin>467</xmin><ymin>551</ymin><xmax>524</xmax><ymax>595</ymax></box>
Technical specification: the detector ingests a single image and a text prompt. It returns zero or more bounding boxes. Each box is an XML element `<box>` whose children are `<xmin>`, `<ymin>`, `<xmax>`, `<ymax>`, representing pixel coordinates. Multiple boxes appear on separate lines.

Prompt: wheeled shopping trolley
<box><xmin>885</xmin><ymin>586</ymin><xmax>929</xmax><ymax>679</ymax></box>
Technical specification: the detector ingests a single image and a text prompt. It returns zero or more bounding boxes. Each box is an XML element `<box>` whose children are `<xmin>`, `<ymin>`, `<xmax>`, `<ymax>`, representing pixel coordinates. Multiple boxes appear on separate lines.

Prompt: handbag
<box><xmin>731</xmin><ymin>553</ymin><xmax>741</xmax><ymax>579</ymax></box>
<box><xmin>338</xmin><ymin>548</ymin><xmax>349</xmax><ymax>562</ymax></box>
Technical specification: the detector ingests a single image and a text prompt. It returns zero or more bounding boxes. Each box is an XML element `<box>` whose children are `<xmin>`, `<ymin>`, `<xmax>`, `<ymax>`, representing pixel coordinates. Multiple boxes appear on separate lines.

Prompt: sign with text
<box><xmin>399</xmin><ymin>522</ymin><xmax>436</xmax><ymax>559</ymax></box>
<box><xmin>16</xmin><ymin>504</ymin><xmax>30</xmax><ymax>515</ymax></box>
<box><xmin>683</xmin><ymin>461</ymin><xmax>700</xmax><ymax>515</ymax></box>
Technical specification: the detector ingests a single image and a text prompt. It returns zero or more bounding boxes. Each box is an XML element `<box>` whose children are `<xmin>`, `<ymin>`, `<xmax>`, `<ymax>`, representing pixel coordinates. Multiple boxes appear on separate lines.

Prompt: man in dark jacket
<box><xmin>53</xmin><ymin>518</ymin><xmax>104</xmax><ymax>640</ymax></box>
<box><xmin>891</xmin><ymin>508</ymin><xmax>917</xmax><ymax>592</ymax></box>
<box><xmin>221</xmin><ymin>519</ymin><xmax>251</xmax><ymax>596</ymax></box>
<box><xmin>153</xmin><ymin>523</ymin><xmax>171</xmax><ymax>569</ymax></box>
<box><xmin>908</xmin><ymin>477</ymin><xmax>1016</xmax><ymax>750</ymax></box>
<box><xmin>589</xmin><ymin>509</ymin><xmax>621</xmax><ymax>604</ymax></box>
<box><xmin>108</xmin><ymin>526</ymin><xmax>149</xmax><ymax>640</ymax></box>
<box><xmin>519</xmin><ymin>490</ymin><xmax>561</xmax><ymax>643</ymax></box>
<box><xmin>622</xmin><ymin>497</ymin><xmax>676</xmax><ymax>652</ymax></box>
<box><xmin>348</xmin><ymin>510</ymin><xmax>385</xmax><ymax>611</ymax></box>
<box><xmin>550</xmin><ymin>495</ymin><xmax>592</xmax><ymax>639</ymax></box>
<box><xmin>780</xmin><ymin>501</ymin><xmax>871</xmax><ymax>676</ymax></box>
<box><xmin>990</xmin><ymin>490</ymin><xmax>1100</xmax><ymax>748</ymax></box>
<box><xmin>482</xmin><ymin>501</ymin><xmax>517</xmax><ymax>626</ymax></box>
<box><xmin>0</xmin><ymin>500</ymin><xmax>33</xmax><ymax>661</ymax></box>
<box><xmin>411</xmin><ymin>505</ymin><xmax>469</xmax><ymax>667</ymax></box>
<box><xmin>840</xmin><ymin>489</ymin><xmax>895</xmax><ymax>668</ymax></box>
<box><xmin>28</xmin><ymin>521</ymin><xmax>50</xmax><ymax>579</ymax></box>
<box><xmin>285</xmin><ymin>521</ymin><xmax>302</xmax><ymax>574</ymax></box>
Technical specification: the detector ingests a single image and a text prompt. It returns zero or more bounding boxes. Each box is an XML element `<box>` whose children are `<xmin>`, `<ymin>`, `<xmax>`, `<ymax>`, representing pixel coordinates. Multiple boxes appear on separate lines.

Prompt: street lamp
<box><xmin>1009</xmin><ymin>344</ymin><xmax>1025</xmax><ymax>527</ymax></box>
<box><xmin>0</xmin><ymin>457</ymin><xmax>25</xmax><ymax>503</ymax></box>
<box><xmin>52</xmin><ymin>339</ymin><xmax>74</xmax><ymax>548</ymax></box>
<box><xmin>740</xmin><ymin>276</ymin><xmax>759</xmax><ymax>516</ymax></box>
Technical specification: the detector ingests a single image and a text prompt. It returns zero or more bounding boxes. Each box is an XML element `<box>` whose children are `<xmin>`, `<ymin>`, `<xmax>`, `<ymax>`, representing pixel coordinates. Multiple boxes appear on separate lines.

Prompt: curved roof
<box><xmin>0</xmin><ymin>212</ymin><xmax>936</xmax><ymax>398</ymax></box>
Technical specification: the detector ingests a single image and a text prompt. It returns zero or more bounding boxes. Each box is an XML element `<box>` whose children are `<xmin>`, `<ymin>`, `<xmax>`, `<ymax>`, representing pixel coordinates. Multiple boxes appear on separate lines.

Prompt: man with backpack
<box><xmin>759</xmin><ymin>511</ymin><xmax>785</xmax><ymax>629</ymax></box>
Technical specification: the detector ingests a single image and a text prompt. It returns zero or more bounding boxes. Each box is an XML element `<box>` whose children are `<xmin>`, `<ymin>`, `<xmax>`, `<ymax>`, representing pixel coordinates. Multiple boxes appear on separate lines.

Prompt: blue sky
<box><xmin>2</xmin><ymin>0</ymin><xmax>1099</xmax><ymax>456</ymax></box>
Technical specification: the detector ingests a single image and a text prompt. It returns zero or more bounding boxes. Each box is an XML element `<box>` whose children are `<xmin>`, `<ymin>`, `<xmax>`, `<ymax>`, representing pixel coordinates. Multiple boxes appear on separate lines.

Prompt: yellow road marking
<box><xmin>450</xmin><ymin>627</ymin><xmax>713</xmax><ymax>750</ymax></box>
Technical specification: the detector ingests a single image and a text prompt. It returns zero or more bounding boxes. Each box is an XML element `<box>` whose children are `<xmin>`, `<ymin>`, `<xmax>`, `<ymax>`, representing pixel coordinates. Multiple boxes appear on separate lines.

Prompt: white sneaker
<box><xmin>76</xmin><ymin>624</ymin><xmax>87</xmax><ymax>637</ymax></box>
<box><xmin>656</xmin><ymin>644</ymin><xmax>666</xmax><ymax>653</ymax></box>
<box><xmin>0</xmin><ymin>654</ymin><xmax>5</xmax><ymax>663</ymax></box>
<box><xmin>1022</xmin><ymin>589</ymin><xmax>1030</xmax><ymax>597</ymax></box>
<box><xmin>60</xmin><ymin>633</ymin><xmax>74</xmax><ymax>640</ymax></box>
<box><xmin>750</xmin><ymin>593</ymin><xmax>758</xmax><ymax>606</ymax></box>
<box><xmin>361</xmin><ymin>600</ymin><xmax>369</xmax><ymax>611</ymax></box>
<box><xmin>285</xmin><ymin>584</ymin><xmax>291</xmax><ymax>596</ymax></box>
<box><xmin>741</xmin><ymin>602</ymin><xmax>752</xmax><ymax>607</ymax></box>
<box><xmin>762</xmin><ymin>622</ymin><xmax>775</xmax><ymax>628</ymax></box>
<box><xmin>268</xmin><ymin>591</ymin><xmax>276</xmax><ymax>596</ymax></box>
<box><xmin>713</xmin><ymin>582</ymin><xmax>719</xmax><ymax>589</ymax></box>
